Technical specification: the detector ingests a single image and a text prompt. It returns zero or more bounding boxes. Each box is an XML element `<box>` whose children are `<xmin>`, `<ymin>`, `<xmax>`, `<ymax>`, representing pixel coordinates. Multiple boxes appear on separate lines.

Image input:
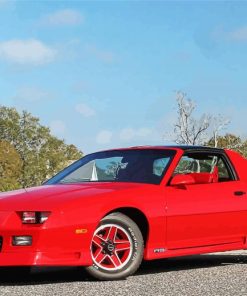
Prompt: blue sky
<box><xmin>1</xmin><ymin>1</ymin><xmax>247</xmax><ymax>153</ymax></box>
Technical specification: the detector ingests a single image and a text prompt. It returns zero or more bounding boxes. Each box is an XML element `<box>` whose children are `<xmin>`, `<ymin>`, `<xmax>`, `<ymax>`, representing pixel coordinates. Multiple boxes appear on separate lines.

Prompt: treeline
<box><xmin>207</xmin><ymin>134</ymin><xmax>247</xmax><ymax>157</ymax></box>
<box><xmin>0</xmin><ymin>106</ymin><xmax>83</xmax><ymax>192</ymax></box>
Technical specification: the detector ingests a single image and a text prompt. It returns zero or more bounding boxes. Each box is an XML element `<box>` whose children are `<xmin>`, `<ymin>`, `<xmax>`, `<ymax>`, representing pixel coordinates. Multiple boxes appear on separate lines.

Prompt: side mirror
<box><xmin>170</xmin><ymin>174</ymin><xmax>195</xmax><ymax>186</ymax></box>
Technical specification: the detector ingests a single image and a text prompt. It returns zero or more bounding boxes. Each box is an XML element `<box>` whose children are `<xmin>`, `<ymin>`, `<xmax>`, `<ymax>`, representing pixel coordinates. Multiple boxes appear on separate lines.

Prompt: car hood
<box><xmin>0</xmin><ymin>182</ymin><xmax>149</xmax><ymax>211</ymax></box>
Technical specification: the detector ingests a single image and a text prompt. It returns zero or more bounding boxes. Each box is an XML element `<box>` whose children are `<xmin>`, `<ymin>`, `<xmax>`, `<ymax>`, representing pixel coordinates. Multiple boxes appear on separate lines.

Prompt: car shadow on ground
<box><xmin>136</xmin><ymin>253</ymin><xmax>247</xmax><ymax>275</ymax></box>
<box><xmin>0</xmin><ymin>254</ymin><xmax>246</xmax><ymax>286</ymax></box>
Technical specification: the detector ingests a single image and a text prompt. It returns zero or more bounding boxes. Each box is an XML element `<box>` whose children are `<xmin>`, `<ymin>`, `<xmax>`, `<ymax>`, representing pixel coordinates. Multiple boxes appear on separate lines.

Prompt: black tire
<box><xmin>85</xmin><ymin>212</ymin><xmax>144</xmax><ymax>280</ymax></box>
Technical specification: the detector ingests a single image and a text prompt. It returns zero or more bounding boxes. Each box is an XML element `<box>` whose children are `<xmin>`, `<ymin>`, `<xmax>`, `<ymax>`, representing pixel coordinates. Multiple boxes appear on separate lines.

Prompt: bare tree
<box><xmin>172</xmin><ymin>91</ymin><xmax>211</xmax><ymax>145</ymax></box>
<box><xmin>170</xmin><ymin>91</ymin><xmax>230</xmax><ymax>146</ymax></box>
<box><xmin>211</xmin><ymin>115</ymin><xmax>230</xmax><ymax>147</ymax></box>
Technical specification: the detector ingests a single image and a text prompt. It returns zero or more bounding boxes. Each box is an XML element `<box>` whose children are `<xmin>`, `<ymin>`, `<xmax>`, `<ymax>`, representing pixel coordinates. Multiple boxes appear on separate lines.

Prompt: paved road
<box><xmin>0</xmin><ymin>251</ymin><xmax>246</xmax><ymax>296</ymax></box>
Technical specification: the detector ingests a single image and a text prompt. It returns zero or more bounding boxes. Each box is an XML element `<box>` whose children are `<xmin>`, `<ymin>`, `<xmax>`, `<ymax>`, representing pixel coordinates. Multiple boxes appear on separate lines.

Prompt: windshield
<box><xmin>45</xmin><ymin>149</ymin><xmax>176</xmax><ymax>185</ymax></box>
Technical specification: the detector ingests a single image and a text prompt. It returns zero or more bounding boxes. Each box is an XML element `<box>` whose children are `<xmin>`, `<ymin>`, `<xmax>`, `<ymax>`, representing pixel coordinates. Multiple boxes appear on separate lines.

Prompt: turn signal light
<box><xmin>12</xmin><ymin>236</ymin><xmax>32</xmax><ymax>246</ymax></box>
<box><xmin>21</xmin><ymin>211</ymin><xmax>51</xmax><ymax>224</ymax></box>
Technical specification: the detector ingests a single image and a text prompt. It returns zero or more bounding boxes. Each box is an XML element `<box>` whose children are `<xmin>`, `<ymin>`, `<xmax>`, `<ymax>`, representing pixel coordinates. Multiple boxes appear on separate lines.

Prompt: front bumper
<box><xmin>0</xmin><ymin>250</ymin><xmax>92</xmax><ymax>266</ymax></box>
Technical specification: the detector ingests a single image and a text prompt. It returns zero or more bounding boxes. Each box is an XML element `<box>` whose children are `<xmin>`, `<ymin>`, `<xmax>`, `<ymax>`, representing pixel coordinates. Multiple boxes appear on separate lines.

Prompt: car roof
<box><xmin>165</xmin><ymin>145</ymin><xmax>224</xmax><ymax>153</ymax></box>
<box><xmin>105</xmin><ymin>145</ymin><xmax>225</xmax><ymax>154</ymax></box>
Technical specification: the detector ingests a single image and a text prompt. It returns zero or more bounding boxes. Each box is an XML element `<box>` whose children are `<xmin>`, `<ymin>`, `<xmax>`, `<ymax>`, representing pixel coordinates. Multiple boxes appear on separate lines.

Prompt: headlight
<box><xmin>20</xmin><ymin>211</ymin><xmax>51</xmax><ymax>224</ymax></box>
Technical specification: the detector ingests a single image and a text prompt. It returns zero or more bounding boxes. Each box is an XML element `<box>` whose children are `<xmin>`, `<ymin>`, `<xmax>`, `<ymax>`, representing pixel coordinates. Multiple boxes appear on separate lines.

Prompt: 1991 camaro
<box><xmin>0</xmin><ymin>145</ymin><xmax>247</xmax><ymax>280</ymax></box>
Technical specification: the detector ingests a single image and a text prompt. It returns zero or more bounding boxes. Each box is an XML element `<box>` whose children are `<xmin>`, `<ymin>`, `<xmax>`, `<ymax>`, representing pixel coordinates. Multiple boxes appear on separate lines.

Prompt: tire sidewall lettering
<box><xmin>128</xmin><ymin>227</ymin><xmax>139</xmax><ymax>261</ymax></box>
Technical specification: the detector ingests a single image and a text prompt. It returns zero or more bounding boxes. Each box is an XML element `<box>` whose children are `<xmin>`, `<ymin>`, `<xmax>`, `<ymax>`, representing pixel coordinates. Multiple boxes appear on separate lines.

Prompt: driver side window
<box><xmin>174</xmin><ymin>153</ymin><xmax>233</xmax><ymax>184</ymax></box>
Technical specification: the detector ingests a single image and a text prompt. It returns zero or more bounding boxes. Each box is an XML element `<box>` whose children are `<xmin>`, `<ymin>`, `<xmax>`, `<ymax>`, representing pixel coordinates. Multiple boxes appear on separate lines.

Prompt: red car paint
<box><xmin>0</xmin><ymin>146</ymin><xmax>247</xmax><ymax>267</ymax></box>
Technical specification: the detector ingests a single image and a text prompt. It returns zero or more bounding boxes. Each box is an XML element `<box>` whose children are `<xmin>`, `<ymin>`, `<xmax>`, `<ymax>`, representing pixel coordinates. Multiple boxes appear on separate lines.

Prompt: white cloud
<box><xmin>13</xmin><ymin>86</ymin><xmax>54</xmax><ymax>102</ymax></box>
<box><xmin>0</xmin><ymin>39</ymin><xmax>56</xmax><ymax>65</ymax></box>
<box><xmin>228</xmin><ymin>26</ymin><xmax>247</xmax><ymax>42</ymax></box>
<box><xmin>136</xmin><ymin>128</ymin><xmax>152</xmax><ymax>137</ymax></box>
<box><xmin>207</xmin><ymin>25</ymin><xmax>247</xmax><ymax>44</ymax></box>
<box><xmin>119</xmin><ymin>128</ymin><xmax>135</xmax><ymax>141</ymax></box>
<box><xmin>86</xmin><ymin>45</ymin><xmax>115</xmax><ymax>63</ymax></box>
<box><xmin>73</xmin><ymin>80</ymin><xmax>90</xmax><ymax>92</ymax></box>
<box><xmin>41</xmin><ymin>9</ymin><xmax>83</xmax><ymax>26</ymax></box>
<box><xmin>96</xmin><ymin>130</ymin><xmax>112</xmax><ymax>144</ymax></box>
<box><xmin>75</xmin><ymin>103</ymin><xmax>95</xmax><ymax>117</ymax></box>
<box><xmin>50</xmin><ymin>120</ymin><xmax>66</xmax><ymax>135</ymax></box>
<box><xmin>0</xmin><ymin>0</ymin><xmax>7</xmax><ymax>7</ymax></box>
<box><xmin>0</xmin><ymin>0</ymin><xmax>11</xmax><ymax>8</ymax></box>
<box><xmin>119</xmin><ymin>127</ymin><xmax>153</xmax><ymax>142</ymax></box>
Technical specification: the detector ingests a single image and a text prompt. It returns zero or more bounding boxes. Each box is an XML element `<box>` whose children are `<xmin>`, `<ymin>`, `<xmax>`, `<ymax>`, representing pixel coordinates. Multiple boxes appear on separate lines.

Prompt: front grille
<box><xmin>0</xmin><ymin>237</ymin><xmax>2</xmax><ymax>252</ymax></box>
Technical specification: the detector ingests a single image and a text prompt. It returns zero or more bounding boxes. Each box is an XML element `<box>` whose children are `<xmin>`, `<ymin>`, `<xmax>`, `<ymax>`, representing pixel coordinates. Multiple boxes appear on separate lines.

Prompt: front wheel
<box><xmin>85</xmin><ymin>212</ymin><xmax>144</xmax><ymax>280</ymax></box>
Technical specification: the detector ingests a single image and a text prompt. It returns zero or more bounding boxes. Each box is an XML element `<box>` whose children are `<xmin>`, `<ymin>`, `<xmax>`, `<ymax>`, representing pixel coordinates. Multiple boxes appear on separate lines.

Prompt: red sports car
<box><xmin>0</xmin><ymin>145</ymin><xmax>247</xmax><ymax>280</ymax></box>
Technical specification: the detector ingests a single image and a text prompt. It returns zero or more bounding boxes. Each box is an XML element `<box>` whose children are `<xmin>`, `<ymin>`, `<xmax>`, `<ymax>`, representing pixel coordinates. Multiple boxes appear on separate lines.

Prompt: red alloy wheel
<box><xmin>91</xmin><ymin>224</ymin><xmax>133</xmax><ymax>271</ymax></box>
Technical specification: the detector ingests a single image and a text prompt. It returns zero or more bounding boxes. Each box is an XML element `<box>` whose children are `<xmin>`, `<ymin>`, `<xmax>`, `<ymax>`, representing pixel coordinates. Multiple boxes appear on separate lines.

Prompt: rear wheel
<box><xmin>85</xmin><ymin>212</ymin><xmax>144</xmax><ymax>280</ymax></box>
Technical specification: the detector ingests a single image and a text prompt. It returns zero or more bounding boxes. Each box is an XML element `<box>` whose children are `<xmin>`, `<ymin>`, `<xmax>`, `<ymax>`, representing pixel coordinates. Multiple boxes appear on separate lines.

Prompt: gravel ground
<box><xmin>0</xmin><ymin>250</ymin><xmax>246</xmax><ymax>296</ymax></box>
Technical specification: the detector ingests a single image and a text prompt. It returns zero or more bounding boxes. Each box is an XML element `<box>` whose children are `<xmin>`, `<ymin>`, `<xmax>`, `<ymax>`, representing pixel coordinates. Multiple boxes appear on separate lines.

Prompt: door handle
<box><xmin>234</xmin><ymin>191</ymin><xmax>246</xmax><ymax>196</ymax></box>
